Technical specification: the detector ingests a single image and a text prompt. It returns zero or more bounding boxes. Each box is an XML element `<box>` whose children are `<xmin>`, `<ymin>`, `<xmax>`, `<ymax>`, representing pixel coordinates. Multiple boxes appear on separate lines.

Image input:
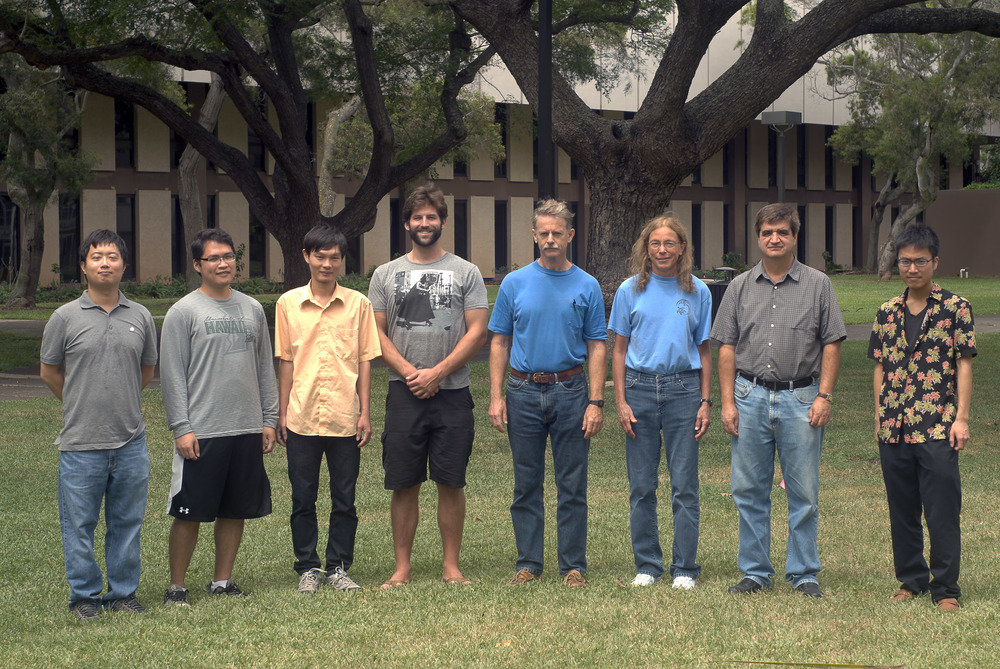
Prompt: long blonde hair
<box><xmin>629</xmin><ymin>215</ymin><xmax>695</xmax><ymax>294</ymax></box>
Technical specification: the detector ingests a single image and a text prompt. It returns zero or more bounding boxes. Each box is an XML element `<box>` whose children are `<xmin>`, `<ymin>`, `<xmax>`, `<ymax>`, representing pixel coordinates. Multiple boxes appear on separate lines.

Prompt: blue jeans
<box><xmin>58</xmin><ymin>433</ymin><xmax>149</xmax><ymax>607</ymax></box>
<box><xmin>624</xmin><ymin>369</ymin><xmax>701</xmax><ymax>580</ymax></box>
<box><xmin>506</xmin><ymin>372</ymin><xmax>589</xmax><ymax>575</ymax></box>
<box><xmin>731</xmin><ymin>377</ymin><xmax>822</xmax><ymax>587</ymax></box>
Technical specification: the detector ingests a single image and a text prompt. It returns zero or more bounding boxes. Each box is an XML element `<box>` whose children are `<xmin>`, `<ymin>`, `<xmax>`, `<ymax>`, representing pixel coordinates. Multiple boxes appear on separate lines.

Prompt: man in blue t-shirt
<box><xmin>488</xmin><ymin>199</ymin><xmax>608</xmax><ymax>588</ymax></box>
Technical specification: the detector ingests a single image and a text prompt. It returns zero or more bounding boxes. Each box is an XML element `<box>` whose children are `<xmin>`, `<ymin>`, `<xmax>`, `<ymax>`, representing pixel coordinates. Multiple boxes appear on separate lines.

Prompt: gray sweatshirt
<box><xmin>160</xmin><ymin>289</ymin><xmax>278</xmax><ymax>439</ymax></box>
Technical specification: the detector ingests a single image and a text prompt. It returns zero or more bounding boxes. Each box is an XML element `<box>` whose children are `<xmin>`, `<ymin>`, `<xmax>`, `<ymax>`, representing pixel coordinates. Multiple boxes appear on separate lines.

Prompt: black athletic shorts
<box><xmin>381</xmin><ymin>381</ymin><xmax>475</xmax><ymax>490</ymax></box>
<box><xmin>167</xmin><ymin>433</ymin><xmax>272</xmax><ymax>522</ymax></box>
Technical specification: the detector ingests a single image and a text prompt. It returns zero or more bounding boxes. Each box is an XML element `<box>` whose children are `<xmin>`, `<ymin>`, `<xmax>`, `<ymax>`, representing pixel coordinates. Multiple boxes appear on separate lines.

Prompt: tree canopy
<box><xmin>450</xmin><ymin>0</ymin><xmax>1000</xmax><ymax>299</ymax></box>
<box><xmin>824</xmin><ymin>11</ymin><xmax>1000</xmax><ymax>277</ymax></box>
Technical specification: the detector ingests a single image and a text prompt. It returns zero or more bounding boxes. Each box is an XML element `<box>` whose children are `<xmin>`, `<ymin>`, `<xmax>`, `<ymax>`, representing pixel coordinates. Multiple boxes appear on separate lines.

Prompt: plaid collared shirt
<box><xmin>711</xmin><ymin>259</ymin><xmax>846</xmax><ymax>382</ymax></box>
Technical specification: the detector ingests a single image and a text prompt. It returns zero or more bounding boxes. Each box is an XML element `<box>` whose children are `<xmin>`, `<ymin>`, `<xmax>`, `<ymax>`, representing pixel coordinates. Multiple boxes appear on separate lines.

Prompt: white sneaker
<box><xmin>326</xmin><ymin>566</ymin><xmax>362</xmax><ymax>591</ymax></box>
<box><xmin>298</xmin><ymin>568</ymin><xmax>325</xmax><ymax>594</ymax></box>
<box><xmin>631</xmin><ymin>573</ymin><xmax>659</xmax><ymax>586</ymax></box>
<box><xmin>672</xmin><ymin>575</ymin><xmax>696</xmax><ymax>590</ymax></box>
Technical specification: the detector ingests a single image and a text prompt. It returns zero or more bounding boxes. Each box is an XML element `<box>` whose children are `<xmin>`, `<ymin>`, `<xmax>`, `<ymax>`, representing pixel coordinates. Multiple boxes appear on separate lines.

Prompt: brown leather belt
<box><xmin>510</xmin><ymin>365</ymin><xmax>584</xmax><ymax>384</ymax></box>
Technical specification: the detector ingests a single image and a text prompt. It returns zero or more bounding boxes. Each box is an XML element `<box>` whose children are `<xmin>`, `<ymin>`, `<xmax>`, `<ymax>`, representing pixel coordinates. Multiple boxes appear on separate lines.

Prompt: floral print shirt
<box><xmin>868</xmin><ymin>284</ymin><xmax>976</xmax><ymax>445</ymax></box>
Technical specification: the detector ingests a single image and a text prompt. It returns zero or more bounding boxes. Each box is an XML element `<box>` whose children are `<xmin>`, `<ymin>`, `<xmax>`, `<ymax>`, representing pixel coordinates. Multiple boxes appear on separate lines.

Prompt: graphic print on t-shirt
<box><xmin>202</xmin><ymin>303</ymin><xmax>256</xmax><ymax>352</ymax></box>
<box><xmin>392</xmin><ymin>269</ymin><xmax>455</xmax><ymax>332</ymax></box>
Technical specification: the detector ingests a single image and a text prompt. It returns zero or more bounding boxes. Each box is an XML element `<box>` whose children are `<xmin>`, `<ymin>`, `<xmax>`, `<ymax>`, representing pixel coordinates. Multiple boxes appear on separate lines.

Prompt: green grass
<box><xmin>0</xmin><ymin>331</ymin><xmax>41</xmax><ymax>371</ymax></box>
<box><xmin>830</xmin><ymin>274</ymin><xmax>1000</xmax><ymax>324</ymax></box>
<box><xmin>3</xmin><ymin>337</ymin><xmax>1000</xmax><ymax>666</ymax></box>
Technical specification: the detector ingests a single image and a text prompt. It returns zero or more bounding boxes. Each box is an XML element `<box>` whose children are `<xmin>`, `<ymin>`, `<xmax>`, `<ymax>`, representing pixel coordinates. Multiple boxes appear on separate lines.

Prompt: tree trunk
<box><xmin>5</xmin><ymin>196</ymin><xmax>46</xmax><ymax>308</ymax></box>
<box><xmin>178</xmin><ymin>73</ymin><xmax>226</xmax><ymax>291</ymax></box>
<box><xmin>319</xmin><ymin>96</ymin><xmax>362</xmax><ymax>217</ymax></box>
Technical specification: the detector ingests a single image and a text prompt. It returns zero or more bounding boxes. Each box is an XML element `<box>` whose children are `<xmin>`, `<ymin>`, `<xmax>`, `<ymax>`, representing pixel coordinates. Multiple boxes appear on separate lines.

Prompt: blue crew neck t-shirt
<box><xmin>489</xmin><ymin>262</ymin><xmax>607</xmax><ymax>373</ymax></box>
<box><xmin>608</xmin><ymin>273</ymin><xmax>712</xmax><ymax>375</ymax></box>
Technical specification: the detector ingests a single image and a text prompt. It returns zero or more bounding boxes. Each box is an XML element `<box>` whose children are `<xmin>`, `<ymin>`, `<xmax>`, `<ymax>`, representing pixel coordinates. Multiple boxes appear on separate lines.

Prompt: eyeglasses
<box><xmin>896</xmin><ymin>258</ymin><xmax>932</xmax><ymax>268</ymax></box>
<box><xmin>648</xmin><ymin>240</ymin><xmax>680</xmax><ymax>250</ymax></box>
<box><xmin>198</xmin><ymin>253</ymin><xmax>236</xmax><ymax>264</ymax></box>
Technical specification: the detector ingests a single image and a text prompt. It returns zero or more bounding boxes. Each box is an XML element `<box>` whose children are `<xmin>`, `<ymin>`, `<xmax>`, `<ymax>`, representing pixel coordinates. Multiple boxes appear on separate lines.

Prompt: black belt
<box><xmin>738</xmin><ymin>371</ymin><xmax>814</xmax><ymax>391</ymax></box>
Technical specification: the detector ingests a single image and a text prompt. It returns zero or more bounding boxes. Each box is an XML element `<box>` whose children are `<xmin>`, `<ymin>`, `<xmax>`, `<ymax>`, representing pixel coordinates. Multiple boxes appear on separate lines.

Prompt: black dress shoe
<box><xmin>728</xmin><ymin>577</ymin><xmax>766</xmax><ymax>594</ymax></box>
<box><xmin>795</xmin><ymin>581</ymin><xmax>823</xmax><ymax>598</ymax></box>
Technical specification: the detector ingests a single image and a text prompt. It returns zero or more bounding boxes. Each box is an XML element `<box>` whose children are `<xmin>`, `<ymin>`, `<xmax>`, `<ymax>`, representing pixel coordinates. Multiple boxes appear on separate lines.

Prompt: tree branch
<box><xmin>849</xmin><ymin>6</ymin><xmax>1000</xmax><ymax>38</ymax></box>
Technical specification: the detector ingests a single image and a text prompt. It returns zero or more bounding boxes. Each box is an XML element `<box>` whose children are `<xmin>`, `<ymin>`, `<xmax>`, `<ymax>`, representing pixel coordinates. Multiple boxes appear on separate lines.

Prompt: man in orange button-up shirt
<box><xmin>275</xmin><ymin>225</ymin><xmax>381</xmax><ymax>594</ymax></box>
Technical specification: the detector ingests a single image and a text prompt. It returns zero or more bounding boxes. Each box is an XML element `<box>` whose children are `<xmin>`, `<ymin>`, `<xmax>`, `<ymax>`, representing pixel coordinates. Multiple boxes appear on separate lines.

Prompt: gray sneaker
<box><xmin>71</xmin><ymin>599</ymin><xmax>101</xmax><ymax>621</ymax></box>
<box><xmin>326</xmin><ymin>567</ymin><xmax>362</xmax><ymax>591</ymax></box>
<box><xmin>163</xmin><ymin>584</ymin><xmax>189</xmax><ymax>606</ymax></box>
<box><xmin>298</xmin><ymin>568</ymin><xmax>325</xmax><ymax>594</ymax></box>
<box><xmin>108</xmin><ymin>594</ymin><xmax>147</xmax><ymax>613</ymax></box>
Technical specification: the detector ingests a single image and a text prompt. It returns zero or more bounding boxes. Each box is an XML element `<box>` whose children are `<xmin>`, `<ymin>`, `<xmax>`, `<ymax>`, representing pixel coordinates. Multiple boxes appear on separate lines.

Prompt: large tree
<box><xmin>824</xmin><ymin>14</ymin><xmax>1000</xmax><ymax>278</ymax></box>
<box><xmin>0</xmin><ymin>54</ymin><xmax>94</xmax><ymax>307</ymax></box>
<box><xmin>450</xmin><ymin>0</ymin><xmax>1000</xmax><ymax>300</ymax></box>
<box><xmin>0</xmin><ymin>0</ymin><xmax>498</xmax><ymax>288</ymax></box>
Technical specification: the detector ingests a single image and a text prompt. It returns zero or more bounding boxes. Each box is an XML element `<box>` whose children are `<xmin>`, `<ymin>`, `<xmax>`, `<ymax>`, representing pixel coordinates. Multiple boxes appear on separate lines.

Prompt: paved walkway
<box><xmin>3</xmin><ymin>315</ymin><xmax>998</xmax><ymax>401</ymax></box>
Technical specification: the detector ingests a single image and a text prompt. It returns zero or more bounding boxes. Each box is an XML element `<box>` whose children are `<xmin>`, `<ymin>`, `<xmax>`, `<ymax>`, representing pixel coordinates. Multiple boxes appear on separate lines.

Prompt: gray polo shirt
<box><xmin>40</xmin><ymin>290</ymin><xmax>158</xmax><ymax>451</ymax></box>
<box><xmin>710</xmin><ymin>259</ymin><xmax>846</xmax><ymax>382</ymax></box>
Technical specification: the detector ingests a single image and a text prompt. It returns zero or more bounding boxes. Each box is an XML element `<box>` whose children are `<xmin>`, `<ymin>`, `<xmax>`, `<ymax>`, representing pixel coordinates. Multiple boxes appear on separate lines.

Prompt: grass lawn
<box><xmin>2</xmin><ymin>335</ymin><xmax>999</xmax><ymax>667</ymax></box>
<box><xmin>0</xmin><ymin>331</ymin><xmax>41</xmax><ymax>371</ymax></box>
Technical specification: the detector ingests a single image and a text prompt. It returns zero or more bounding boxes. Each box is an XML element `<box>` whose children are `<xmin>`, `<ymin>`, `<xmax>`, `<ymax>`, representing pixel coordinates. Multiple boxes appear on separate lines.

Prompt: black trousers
<box><xmin>879</xmin><ymin>440</ymin><xmax>962</xmax><ymax>601</ymax></box>
<box><xmin>286</xmin><ymin>431</ymin><xmax>361</xmax><ymax>575</ymax></box>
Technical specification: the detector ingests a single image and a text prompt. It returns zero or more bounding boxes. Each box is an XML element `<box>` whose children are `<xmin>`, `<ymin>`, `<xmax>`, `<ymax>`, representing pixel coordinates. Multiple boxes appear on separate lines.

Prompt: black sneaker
<box><xmin>71</xmin><ymin>599</ymin><xmax>101</xmax><ymax>621</ymax></box>
<box><xmin>107</xmin><ymin>594</ymin><xmax>147</xmax><ymax>613</ymax></box>
<box><xmin>728</xmin><ymin>577</ymin><xmax>768</xmax><ymax>594</ymax></box>
<box><xmin>795</xmin><ymin>581</ymin><xmax>823</xmax><ymax>598</ymax></box>
<box><xmin>208</xmin><ymin>580</ymin><xmax>246</xmax><ymax>597</ymax></box>
<box><xmin>163</xmin><ymin>584</ymin><xmax>190</xmax><ymax>606</ymax></box>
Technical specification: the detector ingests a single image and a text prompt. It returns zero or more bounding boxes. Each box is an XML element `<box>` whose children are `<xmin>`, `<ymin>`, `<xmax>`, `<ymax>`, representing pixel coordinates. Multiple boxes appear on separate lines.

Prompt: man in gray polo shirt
<box><xmin>40</xmin><ymin>229</ymin><xmax>158</xmax><ymax>621</ymax></box>
<box><xmin>711</xmin><ymin>203</ymin><xmax>846</xmax><ymax>598</ymax></box>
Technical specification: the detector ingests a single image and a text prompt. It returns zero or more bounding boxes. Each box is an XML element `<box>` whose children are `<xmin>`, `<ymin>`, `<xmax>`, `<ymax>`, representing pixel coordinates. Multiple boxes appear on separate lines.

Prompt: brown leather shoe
<box><xmin>563</xmin><ymin>569</ymin><xmax>587</xmax><ymax>588</ymax></box>
<box><xmin>506</xmin><ymin>568</ymin><xmax>539</xmax><ymax>586</ymax></box>
<box><xmin>890</xmin><ymin>588</ymin><xmax>918</xmax><ymax>602</ymax></box>
<box><xmin>936</xmin><ymin>597</ymin><xmax>961</xmax><ymax>611</ymax></box>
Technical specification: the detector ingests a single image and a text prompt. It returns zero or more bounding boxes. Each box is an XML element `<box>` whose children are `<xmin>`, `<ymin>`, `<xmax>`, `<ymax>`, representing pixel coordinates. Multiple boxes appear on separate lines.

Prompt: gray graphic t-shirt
<box><xmin>369</xmin><ymin>253</ymin><xmax>488</xmax><ymax>389</ymax></box>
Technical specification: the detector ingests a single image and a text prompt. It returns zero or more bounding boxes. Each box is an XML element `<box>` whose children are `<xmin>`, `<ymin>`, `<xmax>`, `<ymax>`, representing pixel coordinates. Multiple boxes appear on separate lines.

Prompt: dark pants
<box><xmin>879</xmin><ymin>439</ymin><xmax>961</xmax><ymax>602</ymax></box>
<box><xmin>286</xmin><ymin>431</ymin><xmax>361</xmax><ymax>575</ymax></box>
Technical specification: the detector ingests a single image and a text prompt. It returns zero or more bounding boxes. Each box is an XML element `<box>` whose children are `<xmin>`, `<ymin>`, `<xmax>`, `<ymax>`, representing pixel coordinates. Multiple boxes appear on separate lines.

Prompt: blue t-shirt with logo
<box><xmin>608</xmin><ymin>273</ymin><xmax>712</xmax><ymax>375</ymax></box>
<box><xmin>489</xmin><ymin>262</ymin><xmax>607</xmax><ymax>373</ymax></box>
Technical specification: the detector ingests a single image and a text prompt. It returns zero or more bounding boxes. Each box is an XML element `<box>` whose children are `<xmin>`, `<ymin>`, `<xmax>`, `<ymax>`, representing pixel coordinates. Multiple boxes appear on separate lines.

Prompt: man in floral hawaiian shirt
<box><xmin>868</xmin><ymin>225</ymin><xmax>976</xmax><ymax>612</ymax></box>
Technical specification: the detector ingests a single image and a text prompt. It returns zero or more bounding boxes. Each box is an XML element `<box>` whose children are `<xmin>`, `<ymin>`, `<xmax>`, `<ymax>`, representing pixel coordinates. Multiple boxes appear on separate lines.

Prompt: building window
<box><xmin>494</xmin><ymin>199</ymin><xmax>509</xmax><ymax>271</ymax></box>
<box><xmin>248</xmin><ymin>127</ymin><xmax>266</xmax><ymax>172</ymax></box>
<box><xmin>690</xmin><ymin>164</ymin><xmax>702</xmax><ymax>186</ymax></box>
<box><xmin>723</xmin><ymin>204</ymin><xmax>731</xmax><ymax>261</ymax></box>
<box><xmin>0</xmin><ymin>195</ymin><xmax>18</xmax><ymax>283</ymax></box>
<box><xmin>722</xmin><ymin>142</ymin><xmax>731</xmax><ymax>186</ymax></box>
<box><xmin>796</xmin><ymin>204</ymin><xmax>807</xmax><ymax>262</ymax></box>
<box><xmin>207</xmin><ymin>194</ymin><xmax>217</xmax><ymax>229</ymax></box>
<box><xmin>58</xmin><ymin>195</ymin><xmax>81</xmax><ymax>283</ymax></box>
<box><xmin>452</xmin><ymin>199</ymin><xmax>468</xmax><ymax>260</ymax></box>
<box><xmin>825</xmin><ymin>205</ymin><xmax>834</xmax><ymax>260</ymax></box>
<box><xmin>691</xmin><ymin>205</ymin><xmax>702</xmax><ymax>270</ymax></box>
<box><xmin>494</xmin><ymin>104</ymin><xmax>508</xmax><ymax>179</ymax></box>
<box><xmin>170</xmin><ymin>128</ymin><xmax>187</xmax><ymax>169</ymax></box>
<box><xmin>453</xmin><ymin>160</ymin><xmax>468</xmax><ymax>178</ymax></box>
<box><xmin>568</xmin><ymin>201</ymin><xmax>579</xmax><ymax>264</ymax></box>
<box><xmin>824</xmin><ymin>126</ymin><xmax>835</xmax><ymax>189</ymax></box>
<box><xmin>116</xmin><ymin>195</ymin><xmax>136</xmax><ymax>280</ymax></box>
<box><xmin>796</xmin><ymin>124</ymin><xmax>807</xmax><ymax>189</ymax></box>
<box><xmin>389</xmin><ymin>198</ymin><xmax>403</xmax><ymax>258</ymax></box>
<box><xmin>114</xmin><ymin>99</ymin><xmax>135</xmax><ymax>169</ymax></box>
<box><xmin>766</xmin><ymin>129</ymin><xmax>777</xmax><ymax>188</ymax></box>
<box><xmin>172</xmin><ymin>196</ymin><xmax>185</xmax><ymax>277</ymax></box>
<box><xmin>248</xmin><ymin>214</ymin><xmax>266</xmax><ymax>277</ymax></box>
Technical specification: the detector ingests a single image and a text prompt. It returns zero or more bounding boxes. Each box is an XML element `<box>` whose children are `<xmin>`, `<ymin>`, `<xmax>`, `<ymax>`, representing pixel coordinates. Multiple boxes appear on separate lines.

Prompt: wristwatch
<box><xmin>700</xmin><ymin>398</ymin><xmax>713</xmax><ymax>406</ymax></box>
<box><xmin>817</xmin><ymin>392</ymin><xmax>833</xmax><ymax>402</ymax></box>
<box><xmin>589</xmin><ymin>399</ymin><xmax>605</xmax><ymax>408</ymax></box>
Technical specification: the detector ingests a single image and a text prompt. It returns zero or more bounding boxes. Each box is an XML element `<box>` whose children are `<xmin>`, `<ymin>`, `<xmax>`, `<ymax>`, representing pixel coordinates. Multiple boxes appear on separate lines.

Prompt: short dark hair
<box><xmin>401</xmin><ymin>184</ymin><xmax>447</xmax><ymax>224</ymax></box>
<box><xmin>303</xmin><ymin>225</ymin><xmax>347</xmax><ymax>256</ymax></box>
<box><xmin>895</xmin><ymin>224</ymin><xmax>939</xmax><ymax>258</ymax></box>
<box><xmin>754</xmin><ymin>202</ymin><xmax>800</xmax><ymax>237</ymax></box>
<box><xmin>192</xmin><ymin>228</ymin><xmax>235</xmax><ymax>260</ymax></box>
<box><xmin>79</xmin><ymin>229</ymin><xmax>127</xmax><ymax>264</ymax></box>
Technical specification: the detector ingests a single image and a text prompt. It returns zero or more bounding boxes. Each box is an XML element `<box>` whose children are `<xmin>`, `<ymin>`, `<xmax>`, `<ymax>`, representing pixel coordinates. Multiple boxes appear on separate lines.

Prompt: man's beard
<box><xmin>409</xmin><ymin>226</ymin><xmax>442</xmax><ymax>247</ymax></box>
